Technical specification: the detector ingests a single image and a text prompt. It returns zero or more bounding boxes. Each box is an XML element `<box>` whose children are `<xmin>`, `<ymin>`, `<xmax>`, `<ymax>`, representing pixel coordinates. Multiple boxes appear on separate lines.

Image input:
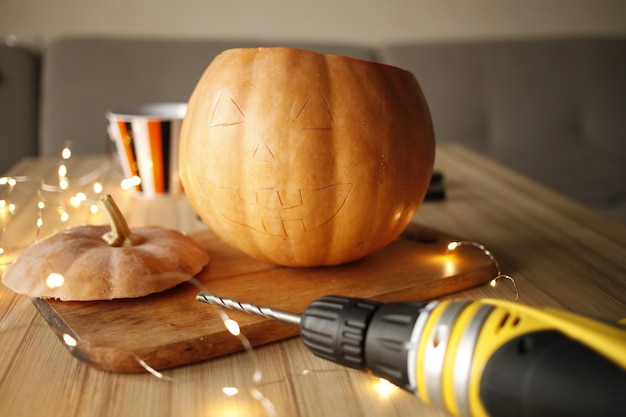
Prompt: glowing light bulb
<box><xmin>93</xmin><ymin>182</ymin><xmax>103</xmax><ymax>194</ymax></box>
<box><xmin>90</xmin><ymin>204</ymin><xmax>99</xmax><ymax>214</ymax></box>
<box><xmin>59</xmin><ymin>177</ymin><xmax>69</xmax><ymax>190</ymax></box>
<box><xmin>58</xmin><ymin>164</ymin><xmax>68</xmax><ymax>177</ymax></box>
<box><xmin>121</xmin><ymin>176</ymin><xmax>142</xmax><ymax>190</ymax></box>
<box><xmin>447</xmin><ymin>241</ymin><xmax>459</xmax><ymax>251</ymax></box>
<box><xmin>59</xmin><ymin>210</ymin><xmax>70</xmax><ymax>222</ymax></box>
<box><xmin>374</xmin><ymin>378</ymin><xmax>397</xmax><ymax>397</ymax></box>
<box><xmin>224</xmin><ymin>319</ymin><xmax>241</xmax><ymax>336</ymax></box>
<box><xmin>46</xmin><ymin>273</ymin><xmax>65</xmax><ymax>288</ymax></box>
<box><xmin>62</xmin><ymin>333</ymin><xmax>77</xmax><ymax>347</ymax></box>
<box><xmin>0</xmin><ymin>200</ymin><xmax>14</xmax><ymax>215</ymax></box>
<box><xmin>61</xmin><ymin>147</ymin><xmax>72</xmax><ymax>160</ymax></box>
<box><xmin>222</xmin><ymin>387</ymin><xmax>239</xmax><ymax>396</ymax></box>
<box><xmin>70</xmin><ymin>196</ymin><xmax>82</xmax><ymax>207</ymax></box>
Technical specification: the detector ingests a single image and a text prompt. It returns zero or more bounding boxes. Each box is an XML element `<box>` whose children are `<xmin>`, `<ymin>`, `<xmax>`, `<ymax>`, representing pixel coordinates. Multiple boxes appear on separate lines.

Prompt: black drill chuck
<box><xmin>299</xmin><ymin>295</ymin><xmax>381</xmax><ymax>369</ymax></box>
<box><xmin>299</xmin><ymin>295</ymin><xmax>428</xmax><ymax>390</ymax></box>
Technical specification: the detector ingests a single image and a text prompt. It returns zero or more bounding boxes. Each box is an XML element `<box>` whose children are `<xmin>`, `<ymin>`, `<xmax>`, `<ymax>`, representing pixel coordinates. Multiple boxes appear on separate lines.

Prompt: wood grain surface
<box><xmin>2</xmin><ymin>146</ymin><xmax>625</xmax><ymax>417</ymax></box>
<box><xmin>32</xmin><ymin>223</ymin><xmax>497</xmax><ymax>372</ymax></box>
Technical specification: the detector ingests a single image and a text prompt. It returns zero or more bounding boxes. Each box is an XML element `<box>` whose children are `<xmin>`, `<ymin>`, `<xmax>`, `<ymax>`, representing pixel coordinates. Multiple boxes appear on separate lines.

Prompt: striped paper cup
<box><xmin>107</xmin><ymin>103</ymin><xmax>186</xmax><ymax>198</ymax></box>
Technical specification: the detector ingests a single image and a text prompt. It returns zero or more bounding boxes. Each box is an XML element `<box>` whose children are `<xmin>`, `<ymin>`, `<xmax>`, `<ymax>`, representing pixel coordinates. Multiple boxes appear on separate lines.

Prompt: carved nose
<box><xmin>253</xmin><ymin>141</ymin><xmax>275</xmax><ymax>163</ymax></box>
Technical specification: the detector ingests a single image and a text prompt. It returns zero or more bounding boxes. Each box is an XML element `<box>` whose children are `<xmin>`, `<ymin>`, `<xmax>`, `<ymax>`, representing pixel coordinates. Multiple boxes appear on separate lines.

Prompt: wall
<box><xmin>1</xmin><ymin>0</ymin><xmax>626</xmax><ymax>48</ymax></box>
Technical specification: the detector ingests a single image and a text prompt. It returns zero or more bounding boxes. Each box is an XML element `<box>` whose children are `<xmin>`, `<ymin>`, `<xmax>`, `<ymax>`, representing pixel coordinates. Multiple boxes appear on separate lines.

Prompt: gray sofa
<box><xmin>1</xmin><ymin>36</ymin><xmax>624</xmax><ymax>224</ymax></box>
<box><xmin>0</xmin><ymin>43</ymin><xmax>39</xmax><ymax>173</ymax></box>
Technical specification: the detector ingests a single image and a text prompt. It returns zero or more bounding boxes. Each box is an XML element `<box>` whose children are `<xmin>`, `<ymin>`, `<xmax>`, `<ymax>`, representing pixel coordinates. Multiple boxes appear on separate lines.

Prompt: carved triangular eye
<box><xmin>292</xmin><ymin>92</ymin><xmax>334</xmax><ymax>130</ymax></box>
<box><xmin>253</xmin><ymin>141</ymin><xmax>275</xmax><ymax>162</ymax></box>
<box><xmin>210</xmin><ymin>90</ymin><xmax>245</xmax><ymax>127</ymax></box>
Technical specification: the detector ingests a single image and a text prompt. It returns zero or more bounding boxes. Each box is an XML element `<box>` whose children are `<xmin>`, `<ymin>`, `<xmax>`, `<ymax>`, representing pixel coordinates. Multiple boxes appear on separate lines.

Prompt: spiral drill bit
<box><xmin>196</xmin><ymin>291</ymin><xmax>302</xmax><ymax>326</ymax></box>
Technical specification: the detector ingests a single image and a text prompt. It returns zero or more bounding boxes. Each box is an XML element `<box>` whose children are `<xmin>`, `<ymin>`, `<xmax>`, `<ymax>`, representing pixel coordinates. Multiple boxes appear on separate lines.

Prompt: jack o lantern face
<box><xmin>194</xmin><ymin>86</ymin><xmax>362</xmax><ymax>238</ymax></box>
<box><xmin>180</xmin><ymin>47</ymin><xmax>434</xmax><ymax>266</ymax></box>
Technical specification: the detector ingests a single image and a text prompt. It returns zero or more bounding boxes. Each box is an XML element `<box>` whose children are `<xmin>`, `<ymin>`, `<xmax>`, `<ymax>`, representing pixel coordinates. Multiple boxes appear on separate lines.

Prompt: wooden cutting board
<box><xmin>32</xmin><ymin>223</ymin><xmax>497</xmax><ymax>373</ymax></box>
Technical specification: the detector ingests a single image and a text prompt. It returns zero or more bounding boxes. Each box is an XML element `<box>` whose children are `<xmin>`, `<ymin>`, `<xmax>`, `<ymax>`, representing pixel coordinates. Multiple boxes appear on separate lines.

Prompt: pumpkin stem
<box><xmin>100</xmin><ymin>195</ymin><xmax>145</xmax><ymax>247</ymax></box>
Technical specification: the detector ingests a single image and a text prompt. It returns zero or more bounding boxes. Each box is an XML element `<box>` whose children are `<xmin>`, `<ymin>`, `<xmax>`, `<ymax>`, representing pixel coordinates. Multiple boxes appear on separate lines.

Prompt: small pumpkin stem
<box><xmin>100</xmin><ymin>195</ymin><xmax>145</xmax><ymax>247</ymax></box>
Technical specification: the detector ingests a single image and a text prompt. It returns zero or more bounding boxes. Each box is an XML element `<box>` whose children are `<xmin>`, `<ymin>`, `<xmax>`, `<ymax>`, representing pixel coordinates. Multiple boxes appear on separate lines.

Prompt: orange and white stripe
<box><xmin>107</xmin><ymin>103</ymin><xmax>185</xmax><ymax>198</ymax></box>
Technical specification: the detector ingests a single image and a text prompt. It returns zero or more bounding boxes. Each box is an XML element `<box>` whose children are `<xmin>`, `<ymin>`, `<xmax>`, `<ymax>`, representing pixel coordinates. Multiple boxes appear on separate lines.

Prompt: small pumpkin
<box><xmin>180</xmin><ymin>47</ymin><xmax>434</xmax><ymax>266</ymax></box>
<box><xmin>1</xmin><ymin>195</ymin><xmax>210</xmax><ymax>300</ymax></box>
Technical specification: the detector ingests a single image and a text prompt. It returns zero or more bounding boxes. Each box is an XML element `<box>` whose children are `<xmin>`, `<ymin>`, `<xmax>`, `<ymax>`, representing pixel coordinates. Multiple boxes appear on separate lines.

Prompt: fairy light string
<box><xmin>190</xmin><ymin>278</ymin><xmax>278</xmax><ymax>417</ymax></box>
<box><xmin>128</xmin><ymin>276</ymin><xmax>279</xmax><ymax>417</ymax></box>
<box><xmin>3</xmin><ymin>141</ymin><xmax>519</xmax><ymax>414</ymax></box>
<box><xmin>2</xmin><ymin>143</ymin><xmax>279</xmax><ymax>415</ymax></box>
<box><xmin>1</xmin><ymin>142</ymin><xmax>115</xmax><ymax>262</ymax></box>
<box><xmin>447</xmin><ymin>240</ymin><xmax>519</xmax><ymax>301</ymax></box>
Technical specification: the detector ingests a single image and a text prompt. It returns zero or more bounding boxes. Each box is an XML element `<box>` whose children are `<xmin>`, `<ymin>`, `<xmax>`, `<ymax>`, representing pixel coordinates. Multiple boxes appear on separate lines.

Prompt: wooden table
<box><xmin>1</xmin><ymin>145</ymin><xmax>625</xmax><ymax>417</ymax></box>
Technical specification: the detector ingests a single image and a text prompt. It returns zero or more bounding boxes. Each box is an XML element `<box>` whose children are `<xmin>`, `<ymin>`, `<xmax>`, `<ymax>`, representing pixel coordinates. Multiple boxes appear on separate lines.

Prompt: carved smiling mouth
<box><xmin>208</xmin><ymin>183</ymin><xmax>353</xmax><ymax>237</ymax></box>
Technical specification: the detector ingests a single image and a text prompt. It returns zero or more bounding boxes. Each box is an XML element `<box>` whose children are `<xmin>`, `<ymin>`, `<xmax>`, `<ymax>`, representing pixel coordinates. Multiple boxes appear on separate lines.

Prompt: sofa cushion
<box><xmin>378</xmin><ymin>38</ymin><xmax>626</xmax><ymax>223</ymax></box>
<box><xmin>0</xmin><ymin>44</ymin><xmax>39</xmax><ymax>173</ymax></box>
<box><xmin>39</xmin><ymin>37</ymin><xmax>376</xmax><ymax>157</ymax></box>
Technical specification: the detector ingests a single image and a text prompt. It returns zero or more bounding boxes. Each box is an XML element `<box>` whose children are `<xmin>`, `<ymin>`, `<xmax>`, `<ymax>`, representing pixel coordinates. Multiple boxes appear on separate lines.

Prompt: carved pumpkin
<box><xmin>180</xmin><ymin>47</ymin><xmax>434</xmax><ymax>266</ymax></box>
